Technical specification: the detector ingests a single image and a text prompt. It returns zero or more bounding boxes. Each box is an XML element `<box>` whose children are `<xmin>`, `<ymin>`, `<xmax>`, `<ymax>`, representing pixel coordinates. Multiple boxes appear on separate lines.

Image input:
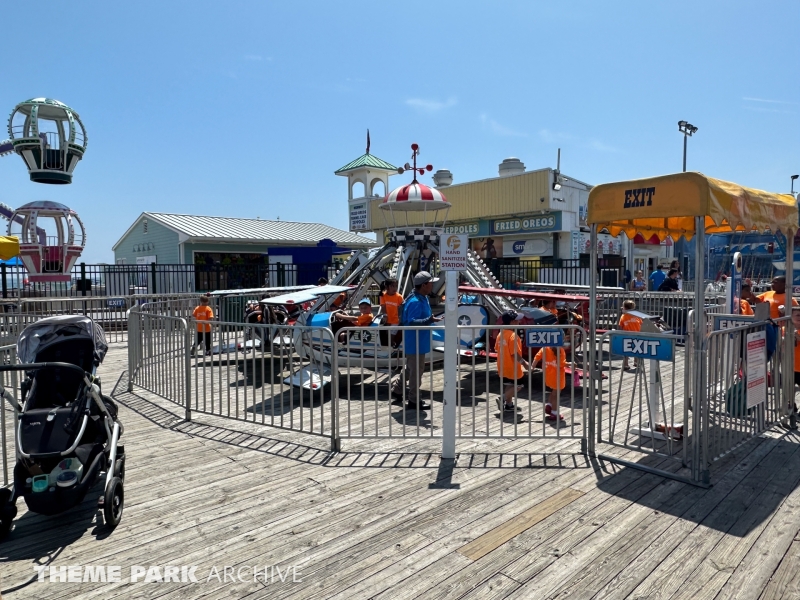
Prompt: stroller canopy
<box><xmin>17</xmin><ymin>315</ymin><xmax>108</xmax><ymax>366</ymax></box>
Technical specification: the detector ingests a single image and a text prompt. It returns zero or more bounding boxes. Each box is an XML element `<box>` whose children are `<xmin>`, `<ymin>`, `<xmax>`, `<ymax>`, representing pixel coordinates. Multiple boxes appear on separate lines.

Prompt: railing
<box><xmin>0</xmin><ymin>345</ymin><xmax>18</xmax><ymax>489</ymax></box>
<box><xmin>0</xmin><ymin>262</ymin><xmax>342</xmax><ymax>299</ymax></box>
<box><xmin>699</xmin><ymin>318</ymin><xmax>791</xmax><ymax>479</ymax></box>
<box><xmin>490</xmin><ymin>257</ymin><xmax>626</xmax><ymax>289</ymax></box>
<box><xmin>127</xmin><ymin>312</ymin><xmax>590</xmax><ymax>449</ymax></box>
<box><xmin>596</xmin><ymin>330</ymin><xmax>692</xmax><ymax>479</ymax></box>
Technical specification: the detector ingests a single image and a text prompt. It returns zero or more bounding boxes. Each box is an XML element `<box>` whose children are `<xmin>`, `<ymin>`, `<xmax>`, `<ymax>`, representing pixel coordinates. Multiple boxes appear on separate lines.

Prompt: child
<box><xmin>739</xmin><ymin>283</ymin><xmax>755</xmax><ymax>316</ymax></box>
<box><xmin>378</xmin><ymin>278</ymin><xmax>404</xmax><ymax>326</ymax></box>
<box><xmin>494</xmin><ymin>310</ymin><xmax>528</xmax><ymax>413</ymax></box>
<box><xmin>619</xmin><ymin>299</ymin><xmax>643</xmax><ymax>370</ymax></box>
<box><xmin>379</xmin><ymin>278</ymin><xmax>404</xmax><ymax>347</ymax></box>
<box><xmin>532</xmin><ymin>340</ymin><xmax>567</xmax><ymax>421</ymax></box>
<box><xmin>541</xmin><ymin>299</ymin><xmax>559</xmax><ymax>317</ymax></box>
<box><xmin>334</xmin><ymin>298</ymin><xmax>374</xmax><ymax>342</ymax></box>
<box><xmin>192</xmin><ymin>295</ymin><xmax>214</xmax><ymax>356</ymax></box>
<box><xmin>792</xmin><ymin>308</ymin><xmax>800</xmax><ymax>402</ymax></box>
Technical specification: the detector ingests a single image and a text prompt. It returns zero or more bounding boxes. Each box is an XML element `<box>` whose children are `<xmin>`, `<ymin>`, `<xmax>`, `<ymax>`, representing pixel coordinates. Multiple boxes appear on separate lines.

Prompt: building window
<box><xmin>143</xmin><ymin>219</ymin><xmax>148</xmax><ymax>234</ymax></box>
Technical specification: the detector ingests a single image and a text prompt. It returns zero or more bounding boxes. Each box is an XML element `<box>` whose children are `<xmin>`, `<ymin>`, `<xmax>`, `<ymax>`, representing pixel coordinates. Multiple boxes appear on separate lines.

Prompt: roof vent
<box><xmin>433</xmin><ymin>169</ymin><xmax>453</xmax><ymax>187</ymax></box>
<box><xmin>499</xmin><ymin>157</ymin><xmax>525</xmax><ymax>178</ymax></box>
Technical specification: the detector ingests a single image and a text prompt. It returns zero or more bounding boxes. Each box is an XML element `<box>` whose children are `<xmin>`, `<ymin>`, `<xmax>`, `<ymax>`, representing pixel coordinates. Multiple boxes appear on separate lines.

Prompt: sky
<box><xmin>1</xmin><ymin>0</ymin><xmax>798</xmax><ymax>263</ymax></box>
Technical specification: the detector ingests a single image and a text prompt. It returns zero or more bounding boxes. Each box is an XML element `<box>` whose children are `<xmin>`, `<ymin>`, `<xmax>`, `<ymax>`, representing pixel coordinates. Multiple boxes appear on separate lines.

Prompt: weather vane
<box><xmin>397</xmin><ymin>143</ymin><xmax>433</xmax><ymax>183</ymax></box>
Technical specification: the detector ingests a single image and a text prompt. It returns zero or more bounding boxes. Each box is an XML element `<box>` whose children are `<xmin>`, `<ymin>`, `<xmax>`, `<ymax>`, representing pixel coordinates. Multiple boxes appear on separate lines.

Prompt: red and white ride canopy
<box><xmin>380</xmin><ymin>181</ymin><xmax>450</xmax><ymax>212</ymax></box>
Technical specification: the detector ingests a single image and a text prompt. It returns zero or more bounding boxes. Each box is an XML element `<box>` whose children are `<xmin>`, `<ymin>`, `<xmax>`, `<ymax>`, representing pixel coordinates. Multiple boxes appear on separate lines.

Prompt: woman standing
<box><xmin>630</xmin><ymin>270</ymin><xmax>647</xmax><ymax>291</ymax></box>
<box><xmin>669</xmin><ymin>259</ymin><xmax>683</xmax><ymax>291</ymax></box>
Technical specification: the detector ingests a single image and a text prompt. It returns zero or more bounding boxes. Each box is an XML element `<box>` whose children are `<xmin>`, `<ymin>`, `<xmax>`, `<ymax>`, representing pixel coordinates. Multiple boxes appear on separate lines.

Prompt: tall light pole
<box><xmin>678</xmin><ymin>120</ymin><xmax>698</xmax><ymax>172</ymax></box>
<box><xmin>677</xmin><ymin>120</ymin><xmax>698</xmax><ymax>278</ymax></box>
<box><xmin>792</xmin><ymin>174</ymin><xmax>799</xmax><ymax>197</ymax></box>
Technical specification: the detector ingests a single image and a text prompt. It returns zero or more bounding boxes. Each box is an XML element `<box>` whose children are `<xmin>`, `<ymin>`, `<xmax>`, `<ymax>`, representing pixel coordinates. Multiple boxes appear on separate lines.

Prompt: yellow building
<box><xmin>334</xmin><ymin>153</ymin><xmax>673</xmax><ymax>286</ymax></box>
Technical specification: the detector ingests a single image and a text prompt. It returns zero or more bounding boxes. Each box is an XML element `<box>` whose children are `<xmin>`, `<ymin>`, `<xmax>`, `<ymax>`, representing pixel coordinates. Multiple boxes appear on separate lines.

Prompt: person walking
<box><xmin>619</xmin><ymin>300</ymin><xmax>643</xmax><ymax>370</ymax></box>
<box><xmin>495</xmin><ymin>310</ymin><xmax>528</xmax><ymax>414</ymax></box>
<box><xmin>192</xmin><ymin>295</ymin><xmax>214</xmax><ymax>356</ymax></box>
<box><xmin>669</xmin><ymin>259</ymin><xmax>683</xmax><ymax>291</ymax></box>
<box><xmin>390</xmin><ymin>272</ymin><xmax>442</xmax><ymax>410</ymax></box>
<box><xmin>649</xmin><ymin>265</ymin><xmax>666</xmax><ymax>291</ymax></box>
<box><xmin>658</xmin><ymin>269</ymin><xmax>680</xmax><ymax>292</ymax></box>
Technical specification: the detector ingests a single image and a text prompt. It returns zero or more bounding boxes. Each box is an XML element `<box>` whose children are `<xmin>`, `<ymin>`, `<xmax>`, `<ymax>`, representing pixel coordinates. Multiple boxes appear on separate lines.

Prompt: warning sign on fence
<box><xmin>746</xmin><ymin>330</ymin><xmax>767</xmax><ymax>409</ymax></box>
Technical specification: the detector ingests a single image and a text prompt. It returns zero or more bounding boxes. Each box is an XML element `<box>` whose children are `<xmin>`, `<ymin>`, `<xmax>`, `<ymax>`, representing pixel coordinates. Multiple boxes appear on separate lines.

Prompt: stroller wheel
<box><xmin>115</xmin><ymin>455</ymin><xmax>126</xmax><ymax>483</ymax></box>
<box><xmin>0</xmin><ymin>504</ymin><xmax>17</xmax><ymax>540</ymax></box>
<box><xmin>103</xmin><ymin>477</ymin><xmax>124</xmax><ymax>529</ymax></box>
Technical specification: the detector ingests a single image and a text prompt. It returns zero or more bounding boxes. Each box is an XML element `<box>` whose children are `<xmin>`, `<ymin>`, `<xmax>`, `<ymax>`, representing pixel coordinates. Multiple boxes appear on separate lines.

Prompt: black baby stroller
<box><xmin>0</xmin><ymin>315</ymin><xmax>125</xmax><ymax>539</ymax></box>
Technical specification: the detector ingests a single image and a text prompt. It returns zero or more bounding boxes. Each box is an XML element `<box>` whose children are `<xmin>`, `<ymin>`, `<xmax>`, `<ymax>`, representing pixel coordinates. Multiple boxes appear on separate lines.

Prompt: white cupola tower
<box><xmin>334</xmin><ymin>131</ymin><xmax>398</xmax><ymax>232</ymax></box>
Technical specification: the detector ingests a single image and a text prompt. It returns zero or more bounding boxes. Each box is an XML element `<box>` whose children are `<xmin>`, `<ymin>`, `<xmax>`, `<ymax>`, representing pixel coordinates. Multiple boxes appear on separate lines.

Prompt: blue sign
<box><xmin>512</xmin><ymin>241</ymin><xmax>526</xmax><ymax>254</ymax></box>
<box><xmin>526</xmin><ymin>328</ymin><xmax>564</xmax><ymax>347</ymax></box>
<box><xmin>491</xmin><ymin>213</ymin><xmax>562</xmax><ymax>235</ymax></box>
<box><xmin>610</xmin><ymin>333</ymin><xmax>675</xmax><ymax>362</ymax></box>
<box><xmin>106</xmin><ymin>298</ymin><xmax>126</xmax><ymax>308</ymax></box>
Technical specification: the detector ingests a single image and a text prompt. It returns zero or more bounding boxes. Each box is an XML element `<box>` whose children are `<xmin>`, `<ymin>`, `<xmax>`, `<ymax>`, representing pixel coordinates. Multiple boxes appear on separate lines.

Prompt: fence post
<box><xmin>1</xmin><ymin>263</ymin><xmax>6</xmax><ymax>299</ymax></box>
<box><xmin>184</xmin><ymin>322</ymin><xmax>192</xmax><ymax>422</ymax></box>
<box><xmin>150</xmin><ymin>262</ymin><xmax>157</xmax><ymax>295</ymax></box>
<box><xmin>330</xmin><ymin>329</ymin><xmax>340</xmax><ymax>452</ymax></box>
<box><xmin>127</xmin><ymin>305</ymin><xmax>139</xmax><ymax>392</ymax></box>
<box><xmin>80</xmin><ymin>262</ymin><xmax>87</xmax><ymax>297</ymax></box>
<box><xmin>441</xmin><ymin>270</ymin><xmax>458</xmax><ymax>460</ymax></box>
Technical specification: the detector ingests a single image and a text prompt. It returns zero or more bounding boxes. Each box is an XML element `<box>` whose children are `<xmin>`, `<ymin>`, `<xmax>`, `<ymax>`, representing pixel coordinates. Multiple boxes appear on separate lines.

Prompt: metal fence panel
<box><xmin>0</xmin><ymin>345</ymin><xmax>18</xmax><ymax>489</ymax></box>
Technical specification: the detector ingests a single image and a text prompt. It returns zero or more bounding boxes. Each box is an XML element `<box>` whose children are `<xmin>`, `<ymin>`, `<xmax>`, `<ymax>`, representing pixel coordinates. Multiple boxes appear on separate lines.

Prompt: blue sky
<box><xmin>1</xmin><ymin>0</ymin><xmax>798</xmax><ymax>262</ymax></box>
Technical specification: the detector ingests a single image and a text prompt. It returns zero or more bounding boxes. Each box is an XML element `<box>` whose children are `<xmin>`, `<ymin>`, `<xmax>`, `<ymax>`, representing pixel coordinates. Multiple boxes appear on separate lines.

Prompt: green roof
<box><xmin>335</xmin><ymin>153</ymin><xmax>397</xmax><ymax>174</ymax></box>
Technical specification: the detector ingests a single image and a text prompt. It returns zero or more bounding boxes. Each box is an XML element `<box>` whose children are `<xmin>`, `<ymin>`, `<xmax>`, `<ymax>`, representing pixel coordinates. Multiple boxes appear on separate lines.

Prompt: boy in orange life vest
<box><xmin>494</xmin><ymin>310</ymin><xmax>528</xmax><ymax>413</ymax></box>
<box><xmin>192</xmin><ymin>295</ymin><xmax>214</xmax><ymax>356</ymax></box>
<box><xmin>532</xmin><ymin>340</ymin><xmax>568</xmax><ymax>422</ymax></box>
<box><xmin>758</xmin><ymin>275</ymin><xmax>798</xmax><ymax>319</ymax></box>
<box><xmin>618</xmin><ymin>299</ymin><xmax>643</xmax><ymax>370</ymax></box>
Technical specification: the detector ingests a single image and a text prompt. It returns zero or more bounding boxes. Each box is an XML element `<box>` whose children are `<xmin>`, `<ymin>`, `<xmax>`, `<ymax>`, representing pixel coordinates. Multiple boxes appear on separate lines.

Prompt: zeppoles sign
<box><xmin>623</xmin><ymin>186</ymin><xmax>656</xmax><ymax>209</ymax></box>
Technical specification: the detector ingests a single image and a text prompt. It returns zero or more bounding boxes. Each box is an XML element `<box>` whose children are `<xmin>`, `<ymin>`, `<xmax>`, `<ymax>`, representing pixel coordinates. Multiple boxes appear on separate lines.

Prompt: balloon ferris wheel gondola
<box><xmin>1</xmin><ymin>98</ymin><xmax>89</xmax><ymax>281</ymax></box>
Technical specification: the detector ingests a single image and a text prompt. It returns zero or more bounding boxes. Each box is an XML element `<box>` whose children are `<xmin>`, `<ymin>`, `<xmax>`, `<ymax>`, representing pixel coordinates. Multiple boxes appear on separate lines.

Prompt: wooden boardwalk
<box><xmin>2</xmin><ymin>342</ymin><xmax>800</xmax><ymax>599</ymax></box>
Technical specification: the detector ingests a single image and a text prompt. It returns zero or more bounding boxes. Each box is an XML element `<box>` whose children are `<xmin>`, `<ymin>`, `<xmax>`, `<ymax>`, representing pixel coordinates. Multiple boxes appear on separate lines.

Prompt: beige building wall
<box><xmin>368</xmin><ymin>169</ymin><xmax>552</xmax><ymax>231</ymax></box>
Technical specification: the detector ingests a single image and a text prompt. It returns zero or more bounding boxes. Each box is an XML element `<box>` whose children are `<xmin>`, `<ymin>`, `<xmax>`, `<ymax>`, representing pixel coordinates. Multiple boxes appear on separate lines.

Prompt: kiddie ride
<box><xmin>1</xmin><ymin>98</ymin><xmax>89</xmax><ymax>281</ymax></box>
<box><xmin>263</xmin><ymin>143</ymin><xmax>519</xmax><ymax>389</ymax></box>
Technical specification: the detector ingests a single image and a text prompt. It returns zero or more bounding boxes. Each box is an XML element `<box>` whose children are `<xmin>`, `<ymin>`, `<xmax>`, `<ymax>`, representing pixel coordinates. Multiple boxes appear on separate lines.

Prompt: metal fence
<box><xmin>490</xmin><ymin>257</ymin><xmax>626</xmax><ymax>289</ymax></box>
<box><xmin>0</xmin><ymin>262</ymin><xmax>342</xmax><ymax>299</ymax></box>
<box><xmin>0</xmin><ymin>345</ymin><xmax>19</xmax><ymax>489</ymax></box>
<box><xmin>698</xmin><ymin>318</ymin><xmax>791</xmax><ymax>477</ymax></box>
<box><xmin>595</xmin><ymin>315</ymin><xmax>795</xmax><ymax>485</ymax></box>
<box><xmin>595</xmin><ymin>330</ymin><xmax>692</xmax><ymax>479</ymax></box>
<box><xmin>126</xmin><ymin>312</ymin><xmax>590</xmax><ymax>450</ymax></box>
<box><xmin>593</xmin><ymin>290</ymin><xmax>726</xmax><ymax>331</ymax></box>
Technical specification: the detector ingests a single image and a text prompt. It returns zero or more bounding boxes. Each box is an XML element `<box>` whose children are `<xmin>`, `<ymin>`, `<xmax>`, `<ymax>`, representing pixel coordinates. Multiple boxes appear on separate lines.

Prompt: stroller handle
<box><xmin>0</xmin><ymin>362</ymin><xmax>89</xmax><ymax>377</ymax></box>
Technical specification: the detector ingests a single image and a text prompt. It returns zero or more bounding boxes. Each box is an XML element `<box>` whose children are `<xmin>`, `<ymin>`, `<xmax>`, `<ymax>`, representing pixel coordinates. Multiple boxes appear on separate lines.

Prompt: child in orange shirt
<box><xmin>495</xmin><ymin>310</ymin><xmax>528</xmax><ymax>413</ymax></box>
<box><xmin>192</xmin><ymin>295</ymin><xmax>214</xmax><ymax>356</ymax></box>
<box><xmin>618</xmin><ymin>300</ymin><xmax>643</xmax><ymax>370</ymax></box>
<box><xmin>379</xmin><ymin>278</ymin><xmax>404</xmax><ymax>347</ymax></box>
<box><xmin>334</xmin><ymin>298</ymin><xmax>374</xmax><ymax>342</ymax></box>
<box><xmin>532</xmin><ymin>343</ymin><xmax>567</xmax><ymax>422</ymax></box>
<box><xmin>792</xmin><ymin>307</ymin><xmax>800</xmax><ymax>390</ymax></box>
<box><xmin>378</xmin><ymin>278</ymin><xmax>404</xmax><ymax>325</ymax></box>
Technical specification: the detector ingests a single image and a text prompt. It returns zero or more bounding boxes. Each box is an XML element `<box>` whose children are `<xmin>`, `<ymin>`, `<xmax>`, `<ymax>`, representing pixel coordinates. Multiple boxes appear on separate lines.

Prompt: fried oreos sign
<box><xmin>623</xmin><ymin>187</ymin><xmax>656</xmax><ymax>209</ymax></box>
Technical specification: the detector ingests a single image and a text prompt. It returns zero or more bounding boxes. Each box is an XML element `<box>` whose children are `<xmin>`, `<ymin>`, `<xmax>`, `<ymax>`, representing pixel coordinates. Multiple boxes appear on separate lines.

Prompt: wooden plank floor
<box><xmin>1</xmin><ymin>342</ymin><xmax>800</xmax><ymax>599</ymax></box>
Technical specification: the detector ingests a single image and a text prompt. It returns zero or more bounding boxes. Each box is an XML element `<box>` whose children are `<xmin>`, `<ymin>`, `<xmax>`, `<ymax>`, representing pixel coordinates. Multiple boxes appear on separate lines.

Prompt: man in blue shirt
<box><xmin>390</xmin><ymin>271</ymin><xmax>442</xmax><ymax>409</ymax></box>
<box><xmin>648</xmin><ymin>265</ymin><xmax>666</xmax><ymax>291</ymax></box>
